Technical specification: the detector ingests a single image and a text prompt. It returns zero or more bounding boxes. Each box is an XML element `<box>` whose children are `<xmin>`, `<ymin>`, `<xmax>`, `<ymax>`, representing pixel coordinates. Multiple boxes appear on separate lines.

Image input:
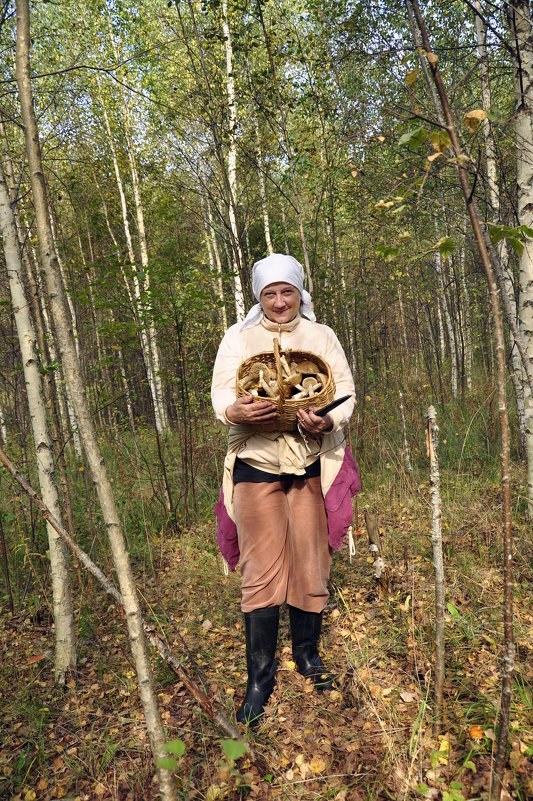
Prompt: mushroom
<box><xmin>292</xmin><ymin>389</ymin><xmax>309</xmax><ymax>400</ymax></box>
<box><xmin>297</xmin><ymin>360</ymin><xmax>320</xmax><ymax>375</ymax></box>
<box><xmin>317</xmin><ymin>372</ymin><xmax>328</xmax><ymax>386</ymax></box>
<box><xmin>283</xmin><ymin>371</ymin><xmax>302</xmax><ymax>388</ymax></box>
<box><xmin>259</xmin><ymin>370</ymin><xmax>278</xmax><ymax>399</ymax></box>
<box><xmin>280</xmin><ymin>354</ymin><xmax>292</xmax><ymax>376</ymax></box>
<box><xmin>302</xmin><ymin>377</ymin><xmax>320</xmax><ymax>398</ymax></box>
<box><xmin>242</xmin><ymin>361</ymin><xmax>276</xmax><ymax>390</ymax></box>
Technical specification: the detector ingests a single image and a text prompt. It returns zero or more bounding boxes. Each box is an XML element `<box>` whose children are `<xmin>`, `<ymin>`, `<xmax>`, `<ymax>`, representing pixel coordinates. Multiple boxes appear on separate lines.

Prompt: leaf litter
<box><xmin>0</xmin><ymin>481</ymin><xmax>532</xmax><ymax>800</ymax></box>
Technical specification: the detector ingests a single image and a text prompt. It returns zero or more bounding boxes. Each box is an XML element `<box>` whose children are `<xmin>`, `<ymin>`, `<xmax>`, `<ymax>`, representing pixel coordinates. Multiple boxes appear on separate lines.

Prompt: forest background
<box><xmin>0</xmin><ymin>0</ymin><xmax>532</xmax><ymax>800</ymax></box>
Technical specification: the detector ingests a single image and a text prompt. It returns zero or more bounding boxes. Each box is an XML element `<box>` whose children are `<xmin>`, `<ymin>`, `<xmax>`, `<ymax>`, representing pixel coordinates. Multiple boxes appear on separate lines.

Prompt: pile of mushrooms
<box><xmin>239</xmin><ymin>350</ymin><xmax>327</xmax><ymax>402</ymax></box>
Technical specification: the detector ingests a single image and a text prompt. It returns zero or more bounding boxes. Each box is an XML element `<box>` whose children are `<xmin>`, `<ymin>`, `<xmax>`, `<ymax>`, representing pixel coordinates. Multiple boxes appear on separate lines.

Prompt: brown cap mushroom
<box><xmin>297</xmin><ymin>360</ymin><xmax>320</xmax><ymax>375</ymax></box>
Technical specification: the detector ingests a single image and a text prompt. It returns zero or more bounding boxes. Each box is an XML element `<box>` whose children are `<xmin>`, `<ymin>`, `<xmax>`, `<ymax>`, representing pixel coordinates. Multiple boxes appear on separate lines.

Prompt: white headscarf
<box><xmin>240</xmin><ymin>253</ymin><xmax>316</xmax><ymax>330</ymax></box>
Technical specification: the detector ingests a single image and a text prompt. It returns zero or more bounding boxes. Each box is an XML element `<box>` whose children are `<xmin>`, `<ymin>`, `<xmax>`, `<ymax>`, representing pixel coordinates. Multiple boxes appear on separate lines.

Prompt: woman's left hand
<box><xmin>296</xmin><ymin>408</ymin><xmax>333</xmax><ymax>435</ymax></box>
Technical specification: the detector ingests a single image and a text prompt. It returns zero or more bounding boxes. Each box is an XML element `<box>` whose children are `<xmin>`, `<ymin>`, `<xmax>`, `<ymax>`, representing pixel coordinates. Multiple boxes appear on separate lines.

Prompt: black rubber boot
<box><xmin>289</xmin><ymin>605</ymin><xmax>334</xmax><ymax>691</ymax></box>
<box><xmin>236</xmin><ymin>606</ymin><xmax>279</xmax><ymax>727</ymax></box>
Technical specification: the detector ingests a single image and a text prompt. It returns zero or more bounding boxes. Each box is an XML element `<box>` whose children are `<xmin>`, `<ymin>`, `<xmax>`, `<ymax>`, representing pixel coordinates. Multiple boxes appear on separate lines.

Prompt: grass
<box><xmin>0</xmin><ymin>376</ymin><xmax>532</xmax><ymax>799</ymax></box>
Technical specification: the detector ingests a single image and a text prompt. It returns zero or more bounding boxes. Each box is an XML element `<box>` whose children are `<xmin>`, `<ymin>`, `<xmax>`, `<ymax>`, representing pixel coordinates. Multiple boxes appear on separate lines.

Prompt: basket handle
<box><xmin>273</xmin><ymin>338</ymin><xmax>284</xmax><ymax>406</ymax></box>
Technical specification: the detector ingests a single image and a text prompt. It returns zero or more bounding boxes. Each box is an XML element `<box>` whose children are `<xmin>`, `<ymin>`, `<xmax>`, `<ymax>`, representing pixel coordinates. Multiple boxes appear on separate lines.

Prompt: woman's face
<box><xmin>260</xmin><ymin>282</ymin><xmax>301</xmax><ymax>324</ymax></box>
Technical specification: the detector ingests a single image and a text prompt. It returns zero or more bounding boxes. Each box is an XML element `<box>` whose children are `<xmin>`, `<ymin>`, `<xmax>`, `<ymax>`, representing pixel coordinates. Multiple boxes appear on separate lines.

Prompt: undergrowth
<box><xmin>0</xmin><ymin>376</ymin><xmax>532</xmax><ymax>800</ymax></box>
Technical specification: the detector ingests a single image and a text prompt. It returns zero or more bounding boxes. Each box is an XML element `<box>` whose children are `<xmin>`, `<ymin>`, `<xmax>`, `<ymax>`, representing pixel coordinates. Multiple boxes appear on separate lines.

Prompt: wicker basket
<box><xmin>236</xmin><ymin>338</ymin><xmax>335</xmax><ymax>432</ymax></box>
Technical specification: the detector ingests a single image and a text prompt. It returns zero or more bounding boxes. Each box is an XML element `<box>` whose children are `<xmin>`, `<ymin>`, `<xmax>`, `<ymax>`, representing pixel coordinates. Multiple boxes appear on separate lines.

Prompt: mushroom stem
<box><xmin>260</xmin><ymin>372</ymin><xmax>277</xmax><ymax>399</ymax></box>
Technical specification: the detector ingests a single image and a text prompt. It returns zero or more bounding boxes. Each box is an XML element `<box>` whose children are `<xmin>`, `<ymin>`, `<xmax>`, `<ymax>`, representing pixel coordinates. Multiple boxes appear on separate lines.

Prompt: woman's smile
<box><xmin>260</xmin><ymin>282</ymin><xmax>301</xmax><ymax>324</ymax></box>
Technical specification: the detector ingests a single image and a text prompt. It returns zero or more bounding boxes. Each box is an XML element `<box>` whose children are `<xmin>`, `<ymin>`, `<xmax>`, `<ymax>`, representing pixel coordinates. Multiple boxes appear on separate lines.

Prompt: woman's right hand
<box><xmin>225</xmin><ymin>395</ymin><xmax>278</xmax><ymax>425</ymax></box>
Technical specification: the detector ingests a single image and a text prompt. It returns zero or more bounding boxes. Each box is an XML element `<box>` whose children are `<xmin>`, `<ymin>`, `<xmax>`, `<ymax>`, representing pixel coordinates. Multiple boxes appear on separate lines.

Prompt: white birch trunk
<box><xmin>254</xmin><ymin>119</ymin><xmax>273</xmax><ymax>255</ymax></box>
<box><xmin>117</xmin><ymin>344</ymin><xmax>137</xmax><ymax>437</ymax></box>
<box><xmin>201</xmin><ymin>193</ymin><xmax>228</xmax><ymax>330</ymax></box>
<box><xmin>399</xmin><ymin>390</ymin><xmax>413</xmax><ymax>473</ymax></box>
<box><xmin>426</xmin><ymin>405</ymin><xmax>445</xmax><ymax>729</ymax></box>
<box><xmin>97</xmin><ymin>87</ymin><xmax>166</xmax><ymax>435</ymax></box>
<box><xmin>512</xmin><ymin>0</ymin><xmax>533</xmax><ymax>515</ymax></box>
<box><xmin>49</xmin><ymin>213</ymin><xmax>80</xmax><ymax>361</ymax></box>
<box><xmin>435</xmin><ymin>250</ymin><xmax>458</xmax><ymax>397</ymax></box>
<box><xmin>458</xmin><ymin>244</ymin><xmax>473</xmax><ymax>391</ymax></box>
<box><xmin>222</xmin><ymin>0</ymin><xmax>245</xmax><ymax>321</ymax></box>
<box><xmin>0</xmin><ymin>161</ymin><xmax>76</xmax><ymax>682</ymax></box>
<box><xmin>34</xmin><ymin>252</ymin><xmax>81</xmax><ymax>457</ymax></box>
<box><xmin>0</xmin><ymin>402</ymin><xmax>7</xmax><ymax>444</ymax></box>
<box><xmin>124</xmin><ymin>127</ymin><xmax>168</xmax><ymax>432</ymax></box>
<box><xmin>476</xmin><ymin>1</ymin><xmax>526</xmax><ymax>444</ymax></box>
<box><xmin>15</xmin><ymin>4</ymin><xmax>177</xmax><ymax>796</ymax></box>
<box><xmin>397</xmin><ymin>285</ymin><xmax>409</xmax><ymax>359</ymax></box>
<box><xmin>436</xmin><ymin>295</ymin><xmax>446</xmax><ymax>364</ymax></box>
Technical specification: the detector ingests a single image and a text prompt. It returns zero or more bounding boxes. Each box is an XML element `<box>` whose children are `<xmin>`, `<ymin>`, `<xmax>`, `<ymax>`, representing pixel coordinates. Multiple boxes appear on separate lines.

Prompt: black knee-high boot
<box><xmin>289</xmin><ymin>605</ymin><xmax>334</xmax><ymax>691</ymax></box>
<box><xmin>236</xmin><ymin>606</ymin><xmax>279</xmax><ymax>727</ymax></box>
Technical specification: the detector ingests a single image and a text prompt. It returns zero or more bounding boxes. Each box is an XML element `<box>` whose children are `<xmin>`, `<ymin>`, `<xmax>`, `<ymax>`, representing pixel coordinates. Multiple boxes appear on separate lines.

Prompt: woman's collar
<box><xmin>260</xmin><ymin>313</ymin><xmax>301</xmax><ymax>332</ymax></box>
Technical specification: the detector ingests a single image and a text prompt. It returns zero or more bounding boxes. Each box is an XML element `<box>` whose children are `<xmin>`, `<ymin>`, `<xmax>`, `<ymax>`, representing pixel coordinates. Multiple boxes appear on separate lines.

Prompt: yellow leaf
<box><xmin>309</xmin><ymin>756</ymin><xmax>327</xmax><ymax>775</ymax></box>
<box><xmin>464</xmin><ymin>109</ymin><xmax>487</xmax><ymax>133</ymax></box>
<box><xmin>406</xmin><ymin>68</ymin><xmax>418</xmax><ymax>86</ymax></box>
<box><xmin>425</xmin><ymin>51</ymin><xmax>438</xmax><ymax>65</ymax></box>
<box><xmin>284</xmin><ymin>660</ymin><xmax>296</xmax><ymax>671</ymax></box>
<box><xmin>24</xmin><ymin>791</ymin><xmax>37</xmax><ymax>801</ymax></box>
<box><xmin>427</xmin><ymin>152</ymin><xmax>442</xmax><ymax>162</ymax></box>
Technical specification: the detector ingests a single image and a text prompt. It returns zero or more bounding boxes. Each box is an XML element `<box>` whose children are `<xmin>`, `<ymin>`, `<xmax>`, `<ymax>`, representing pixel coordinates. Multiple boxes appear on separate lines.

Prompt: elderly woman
<box><xmin>211</xmin><ymin>253</ymin><xmax>359</xmax><ymax>726</ymax></box>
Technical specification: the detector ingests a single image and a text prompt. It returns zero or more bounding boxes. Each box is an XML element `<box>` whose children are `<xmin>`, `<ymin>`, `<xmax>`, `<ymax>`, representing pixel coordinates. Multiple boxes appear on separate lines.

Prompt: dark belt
<box><xmin>233</xmin><ymin>456</ymin><xmax>320</xmax><ymax>485</ymax></box>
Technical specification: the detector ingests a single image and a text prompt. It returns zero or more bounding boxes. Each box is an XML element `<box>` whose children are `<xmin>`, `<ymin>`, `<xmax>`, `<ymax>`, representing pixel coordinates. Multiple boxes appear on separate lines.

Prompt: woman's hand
<box><xmin>225</xmin><ymin>395</ymin><xmax>278</xmax><ymax>425</ymax></box>
<box><xmin>296</xmin><ymin>407</ymin><xmax>333</xmax><ymax>435</ymax></box>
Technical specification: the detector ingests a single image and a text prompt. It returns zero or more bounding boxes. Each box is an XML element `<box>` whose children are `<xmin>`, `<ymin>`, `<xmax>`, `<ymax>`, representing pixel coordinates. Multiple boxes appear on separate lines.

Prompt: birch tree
<box><xmin>14</xmin><ymin>2</ymin><xmax>176</xmax><ymax>796</ymax></box>
<box><xmin>475</xmin><ymin>1</ymin><xmax>526</xmax><ymax>447</ymax></box>
<box><xmin>508</xmin><ymin>0</ymin><xmax>533</xmax><ymax>516</ymax></box>
<box><xmin>221</xmin><ymin>0</ymin><xmax>246</xmax><ymax>320</ymax></box>
<box><xmin>0</xmin><ymin>160</ymin><xmax>76</xmax><ymax>682</ymax></box>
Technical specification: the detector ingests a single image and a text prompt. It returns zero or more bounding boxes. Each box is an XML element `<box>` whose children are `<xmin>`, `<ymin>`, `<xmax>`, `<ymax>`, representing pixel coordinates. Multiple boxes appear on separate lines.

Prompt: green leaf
<box><xmin>437</xmin><ymin>237</ymin><xmax>456</xmax><ymax>258</ymax></box>
<box><xmin>162</xmin><ymin>739</ymin><xmax>186</xmax><ymax>756</ymax></box>
<box><xmin>416</xmin><ymin>783</ymin><xmax>429</xmax><ymax>796</ymax></box>
<box><xmin>447</xmin><ymin>602</ymin><xmax>460</xmax><ymax>619</ymax></box>
<box><xmin>518</xmin><ymin>224</ymin><xmax>533</xmax><ymax>239</ymax></box>
<box><xmin>429</xmin><ymin>130</ymin><xmax>451</xmax><ymax>153</ymax></box>
<box><xmin>376</xmin><ymin>244</ymin><xmax>399</xmax><ymax>262</ymax></box>
<box><xmin>156</xmin><ymin>757</ymin><xmax>177</xmax><ymax>771</ymax></box>
<box><xmin>508</xmin><ymin>237</ymin><xmax>524</xmax><ymax>257</ymax></box>
<box><xmin>220</xmin><ymin>738</ymin><xmax>248</xmax><ymax>761</ymax></box>
<box><xmin>398</xmin><ymin>127</ymin><xmax>428</xmax><ymax>150</ymax></box>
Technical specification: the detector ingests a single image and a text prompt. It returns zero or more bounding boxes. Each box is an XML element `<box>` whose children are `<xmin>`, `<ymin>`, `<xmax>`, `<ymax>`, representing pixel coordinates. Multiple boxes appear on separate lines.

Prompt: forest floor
<box><xmin>1</xmin><ymin>469</ymin><xmax>533</xmax><ymax>801</ymax></box>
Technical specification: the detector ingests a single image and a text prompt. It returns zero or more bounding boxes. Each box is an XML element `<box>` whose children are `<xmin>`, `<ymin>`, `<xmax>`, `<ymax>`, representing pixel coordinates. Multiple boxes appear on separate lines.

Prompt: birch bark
<box><xmin>476</xmin><ymin>1</ymin><xmax>526</xmax><ymax>447</ymax></box>
<box><xmin>97</xmin><ymin>86</ymin><xmax>167</xmax><ymax>435</ymax></box>
<box><xmin>510</xmin><ymin>0</ymin><xmax>533</xmax><ymax>515</ymax></box>
<box><xmin>426</xmin><ymin>406</ymin><xmax>444</xmax><ymax>729</ymax></box>
<box><xmin>15</xmin><ymin>3</ymin><xmax>176</xmax><ymax>796</ymax></box>
<box><xmin>201</xmin><ymin>192</ymin><xmax>227</xmax><ymax>330</ymax></box>
<box><xmin>253</xmin><ymin>118</ymin><xmax>274</xmax><ymax>255</ymax></box>
<box><xmin>0</xmin><ymin>161</ymin><xmax>76</xmax><ymax>682</ymax></box>
<box><xmin>435</xmin><ymin>250</ymin><xmax>458</xmax><ymax>397</ymax></box>
<box><xmin>222</xmin><ymin>0</ymin><xmax>245</xmax><ymax>320</ymax></box>
<box><xmin>0</xmin><ymin>403</ymin><xmax>6</xmax><ymax>444</ymax></box>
